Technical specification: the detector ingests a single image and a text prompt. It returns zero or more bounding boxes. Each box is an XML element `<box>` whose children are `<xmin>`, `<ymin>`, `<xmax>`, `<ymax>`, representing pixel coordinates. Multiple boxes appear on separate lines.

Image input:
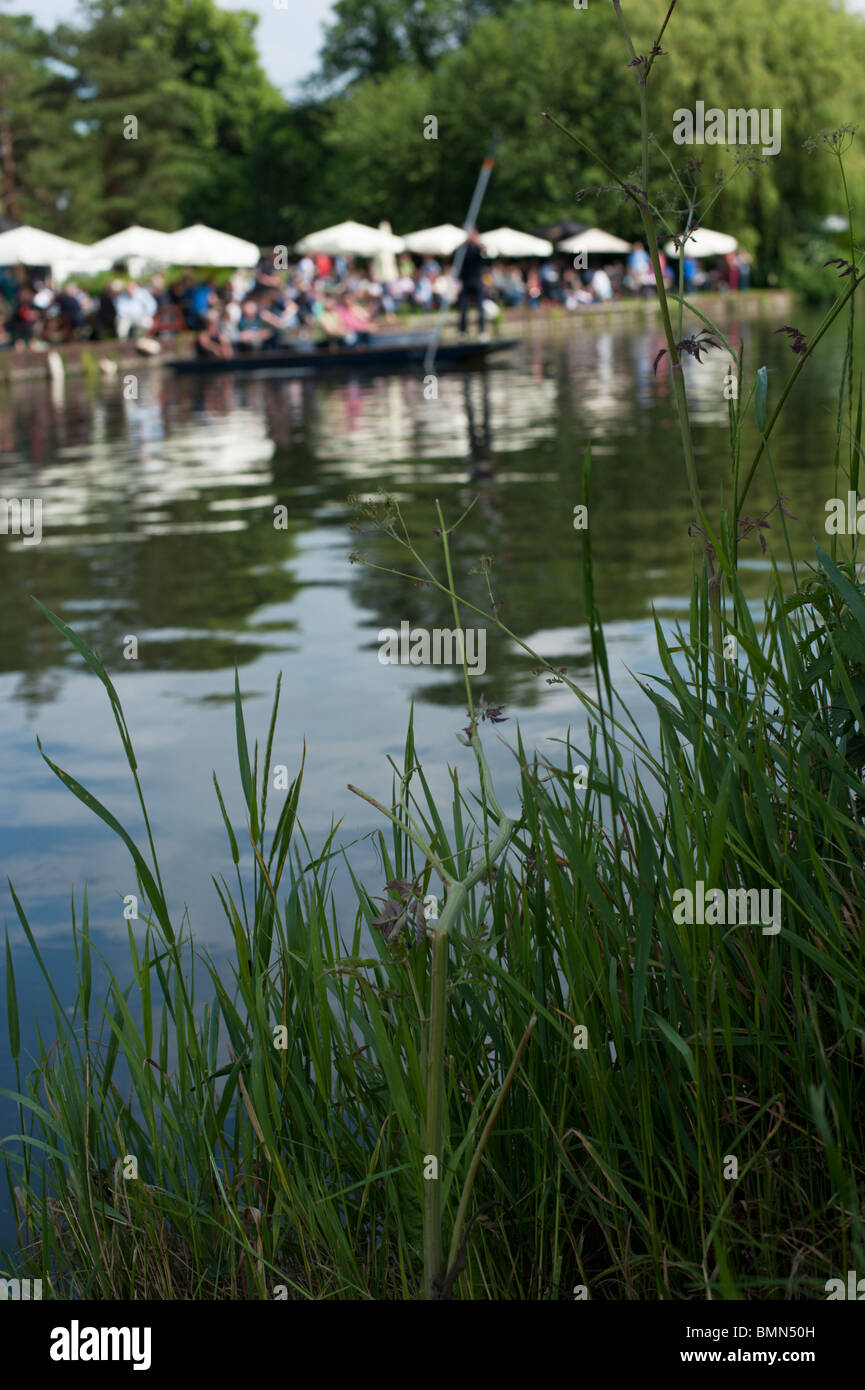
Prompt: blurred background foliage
<box><xmin>0</xmin><ymin>0</ymin><xmax>863</xmax><ymax>290</ymax></box>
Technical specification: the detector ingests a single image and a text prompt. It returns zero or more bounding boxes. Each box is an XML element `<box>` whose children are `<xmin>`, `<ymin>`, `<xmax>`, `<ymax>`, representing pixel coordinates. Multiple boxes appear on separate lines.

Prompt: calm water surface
<box><xmin>0</xmin><ymin>304</ymin><xmax>848</xmax><ymax>1244</ymax></box>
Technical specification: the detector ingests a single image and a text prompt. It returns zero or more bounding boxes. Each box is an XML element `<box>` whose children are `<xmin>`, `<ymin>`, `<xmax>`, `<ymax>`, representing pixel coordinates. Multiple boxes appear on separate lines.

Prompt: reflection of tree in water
<box><xmin>1</xmin><ymin>375</ymin><xmax>307</xmax><ymax>709</ymax></box>
<box><xmin>7</xmin><ymin>631</ymin><xmax>66</xmax><ymax>711</ymax></box>
<box><xmin>345</xmin><ymin>368</ymin><xmax>593</xmax><ymax>714</ymax></box>
<box><xmin>347</xmin><ymin>512</ymin><xmax>596</xmax><ymax>714</ymax></box>
<box><xmin>0</xmin><ymin>320</ymin><xmax>828</xmax><ymax>715</ymax></box>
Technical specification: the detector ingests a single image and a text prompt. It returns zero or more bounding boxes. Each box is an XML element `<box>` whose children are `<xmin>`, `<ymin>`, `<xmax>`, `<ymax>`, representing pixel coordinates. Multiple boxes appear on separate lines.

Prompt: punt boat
<box><xmin>169</xmin><ymin>335</ymin><xmax>518</xmax><ymax>376</ymax></box>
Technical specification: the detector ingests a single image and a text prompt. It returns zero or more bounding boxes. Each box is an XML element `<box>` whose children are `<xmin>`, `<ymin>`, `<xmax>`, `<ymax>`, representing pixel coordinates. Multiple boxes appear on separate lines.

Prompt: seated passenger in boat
<box><xmin>234</xmin><ymin>299</ymin><xmax>271</xmax><ymax>352</ymax></box>
<box><xmin>258</xmin><ymin>291</ymin><xmax>300</xmax><ymax>346</ymax></box>
<box><xmin>196</xmin><ymin>308</ymin><xmax>234</xmax><ymax>360</ymax></box>
<box><xmin>333</xmin><ymin>292</ymin><xmax>375</xmax><ymax>346</ymax></box>
<box><xmin>312</xmin><ymin>297</ymin><xmax>345</xmax><ymax>346</ymax></box>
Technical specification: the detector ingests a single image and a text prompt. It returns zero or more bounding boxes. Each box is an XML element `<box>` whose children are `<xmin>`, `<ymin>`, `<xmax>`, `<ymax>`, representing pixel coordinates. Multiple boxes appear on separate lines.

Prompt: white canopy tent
<box><xmin>480</xmin><ymin>227</ymin><xmax>553</xmax><ymax>258</ymax></box>
<box><xmin>0</xmin><ymin>225</ymin><xmax>110</xmax><ymax>278</ymax></box>
<box><xmin>165</xmin><ymin>223</ymin><xmax>260</xmax><ymax>267</ymax></box>
<box><xmin>402</xmin><ymin>224</ymin><xmax>467</xmax><ymax>257</ymax></box>
<box><xmin>89</xmin><ymin>225</ymin><xmax>178</xmax><ymax>265</ymax></box>
<box><xmin>295</xmin><ymin>220</ymin><xmax>406</xmax><ymax>257</ymax></box>
<box><xmin>663</xmin><ymin>228</ymin><xmax>738</xmax><ymax>258</ymax></box>
<box><xmin>558</xmin><ymin>227</ymin><xmax>631</xmax><ymax>255</ymax></box>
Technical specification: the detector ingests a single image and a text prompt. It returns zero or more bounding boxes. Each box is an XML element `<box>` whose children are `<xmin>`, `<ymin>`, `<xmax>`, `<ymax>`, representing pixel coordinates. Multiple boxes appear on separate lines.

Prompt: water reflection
<box><xmin>0</xmin><ymin>311</ymin><xmax>847</xmax><ymax>719</ymax></box>
<box><xmin>0</xmin><ymin>301</ymin><xmax>851</xmax><ymax>999</ymax></box>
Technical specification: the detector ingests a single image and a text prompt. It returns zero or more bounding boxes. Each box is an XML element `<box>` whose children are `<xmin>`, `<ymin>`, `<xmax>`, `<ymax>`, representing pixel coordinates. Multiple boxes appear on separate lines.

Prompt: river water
<box><xmin>0</xmin><ymin>302</ymin><xmax>850</xmax><ymax>1247</ymax></box>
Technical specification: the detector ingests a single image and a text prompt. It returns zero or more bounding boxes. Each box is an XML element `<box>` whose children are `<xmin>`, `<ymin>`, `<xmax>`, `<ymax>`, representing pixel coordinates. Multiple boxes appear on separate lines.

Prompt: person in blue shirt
<box><xmin>626</xmin><ymin>241</ymin><xmax>652</xmax><ymax>295</ymax></box>
<box><xmin>185</xmin><ymin>279</ymin><xmax>215</xmax><ymax>330</ymax></box>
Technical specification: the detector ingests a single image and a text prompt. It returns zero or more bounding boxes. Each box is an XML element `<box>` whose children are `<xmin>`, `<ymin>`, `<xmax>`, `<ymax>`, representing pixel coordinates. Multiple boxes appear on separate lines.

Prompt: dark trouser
<box><xmin>458</xmin><ymin>284</ymin><xmax>484</xmax><ymax>334</ymax></box>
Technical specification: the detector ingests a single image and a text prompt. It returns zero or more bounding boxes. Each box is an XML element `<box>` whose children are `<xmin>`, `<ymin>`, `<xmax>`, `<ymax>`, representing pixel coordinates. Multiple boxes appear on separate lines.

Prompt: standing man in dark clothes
<box><xmin>457</xmin><ymin>227</ymin><xmax>487</xmax><ymax>337</ymax></box>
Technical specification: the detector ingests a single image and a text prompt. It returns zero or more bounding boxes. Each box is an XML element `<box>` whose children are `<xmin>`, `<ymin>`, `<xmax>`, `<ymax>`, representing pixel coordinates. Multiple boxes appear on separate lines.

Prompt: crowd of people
<box><xmin>0</xmin><ymin>233</ymin><xmax>755</xmax><ymax>356</ymax></box>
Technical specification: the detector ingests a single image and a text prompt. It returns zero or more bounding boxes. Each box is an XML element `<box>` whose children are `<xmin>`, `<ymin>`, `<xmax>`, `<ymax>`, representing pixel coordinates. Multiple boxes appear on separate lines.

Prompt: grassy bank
<box><xmin>2</xmin><ymin>508</ymin><xmax>865</xmax><ymax>1299</ymax></box>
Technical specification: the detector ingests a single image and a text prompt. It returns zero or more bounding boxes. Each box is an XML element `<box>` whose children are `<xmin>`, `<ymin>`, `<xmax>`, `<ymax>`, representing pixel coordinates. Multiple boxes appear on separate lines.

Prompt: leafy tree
<box><xmin>637</xmin><ymin>0</ymin><xmax>865</xmax><ymax>279</ymax></box>
<box><xmin>4</xmin><ymin>0</ymin><xmax>864</xmax><ymax>276</ymax></box>
<box><xmin>157</xmin><ymin>0</ymin><xmax>281</xmax><ymax>152</ymax></box>
<box><xmin>325</xmin><ymin>4</ymin><xmax>641</xmax><ymax>231</ymax></box>
<box><xmin>323</xmin><ymin>0</ymin><xmax>865</xmax><ymax>271</ymax></box>
<box><xmin>316</xmin><ymin>0</ymin><xmax>521</xmax><ymax>85</ymax></box>
<box><xmin>190</xmin><ymin>100</ymin><xmax>343</xmax><ymax>246</ymax></box>
<box><xmin>0</xmin><ymin>11</ymin><xmax>98</xmax><ymax>232</ymax></box>
<box><xmin>42</xmin><ymin>0</ymin><xmax>280</xmax><ymax>237</ymax></box>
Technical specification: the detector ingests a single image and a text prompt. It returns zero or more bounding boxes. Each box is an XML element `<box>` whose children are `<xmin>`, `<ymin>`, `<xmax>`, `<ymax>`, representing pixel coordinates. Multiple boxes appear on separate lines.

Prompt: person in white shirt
<box><xmin>227</xmin><ymin>269</ymin><xmax>253</xmax><ymax>303</ymax></box>
<box><xmin>114</xmin><ymin>281</ymin><xmax>157</xmax><ymax>339</ymax></box>
<box><xmin>591</xmin><ymin>267</ymin><xmax>613</xmax><ymax>301</ymax></box>
<box><xmin>33</xmin><ymin>279</ymin><xmax>54</xmax><ymax>310</ymax></box>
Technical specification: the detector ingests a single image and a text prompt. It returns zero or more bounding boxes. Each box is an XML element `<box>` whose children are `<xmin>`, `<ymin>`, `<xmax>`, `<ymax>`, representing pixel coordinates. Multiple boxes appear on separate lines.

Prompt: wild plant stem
<box><xmin>625</xmin><ymin>4</ymin><xmax>723</xmax><ymax>687</ymax></box>
<box><xmin>353</xmin><ymin>710</ymin><xmax>517</xmax><ymax>1298</ymax></box>
<box><xmin>436</xmin><ymin>497</ymin><xmax>493</xmax><ymax>869</ymax></box>
<box><xmin>540</xmin><ymin>111</ymin><xmax>641</xmax><ymax>213</ymax></box>
<box><xmin>423</xmin><ymin>925</ymin><xmax>449</xmax><ymax>1296</ymax></box>
<box><xmin>445</xmin><ymin>1012</ymin><xmax>537</xmax><ymax>1280</ymax></box>
<box><xmin>421</xmin><ymin>799</ymin><xmax>515</xmax><ymax>1298</ymax></box>
<box><xmin>346</xmin><ymin>783</ymin><xmax>452</xmax><ymax>886</ymax></box>
<box><xmin>839</xmin><ymin>155</ymin><xmax>856</xmax><ymax>438</ymax></box>
<box><xmin>737</xmin><ymin>269</ymin><xmax>864</xmax><ymax>514</ymax></box>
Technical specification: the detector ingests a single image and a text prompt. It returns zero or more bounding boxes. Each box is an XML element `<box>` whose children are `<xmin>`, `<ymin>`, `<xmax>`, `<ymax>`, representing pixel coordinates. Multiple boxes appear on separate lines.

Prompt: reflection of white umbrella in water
<box><xmin>681</xmin><ymin>348</ymin><xmax>737</xmax><ymax>426</ymax></box>
<box><xmin>574</xmin><ymin>332</ymin><xmax>628</xmax><ymax>427</ymax></box>
<box><xmin>372</xmin><ymin>221</ymin><xmax>399</xmax><ymax>282</ymax></box>
<box><xmin>663</xmin><ymin>228</ymin><xmax>738</xmax><ymax>258</ymax></box>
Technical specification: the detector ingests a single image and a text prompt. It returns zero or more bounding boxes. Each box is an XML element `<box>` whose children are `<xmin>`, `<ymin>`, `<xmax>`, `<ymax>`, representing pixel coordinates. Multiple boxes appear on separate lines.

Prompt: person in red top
<box><xmin>723</xmin><ymin>252</ymin><xmax>740</xmax><ymax>291</ymax></box>
<box><xmin>335</xmin><ymin>292</ymin><xmax>374</xmax><ymax>345</ymax></box>
<box><xmin>314</xmin><ymin>253</ymin><xmax>333</xmax><ymax>279</ymax></box>
<box><xmin>9</xmin><ymin>286</ymin><xmax>41</xmax><ymax>347</ymax></box>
